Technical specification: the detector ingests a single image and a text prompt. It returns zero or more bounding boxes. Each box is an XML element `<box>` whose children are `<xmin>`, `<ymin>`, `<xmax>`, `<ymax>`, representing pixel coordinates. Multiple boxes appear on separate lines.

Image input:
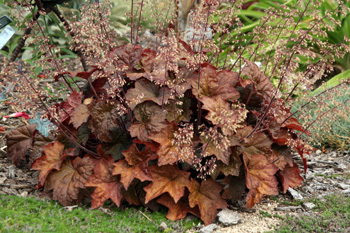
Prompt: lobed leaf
<box><xmin>6</xmin><ymin>124</ymin><xmax>36</xmax><ymax>166</ymax></box>
<box><xmin>157</xmin><ymin>193</ymin><xmax>200</xmax><ymax>221</ymax></box>
<box><xmin>278</xmin><ymin>162</ymin><xmax>303</xmax><ymax>193</ymax></box>
<box><xmin>85</xmin><ymin>154</ymin><xmax>123</xmax><ymax>208</ymax></box>
<box><xmin>32</xmin><ymin>141</ymin><xmax>75</xmax><ymax>188</ymax></box>
<box><xmin>59</xmin><ymin>91</ymin><xmax>83</xmax><ymax>123</ymax></box>
<box><xmin>88</xmin><ymin>100</ymin><xmax>119</xmax><ymax>142</ymax></box>
<box><xmin>187</xmin><ymin>178</ymin><xmax>227</xmax><ymax>226</ymax></box>
<box><xmin>44</xmin><ymin>156</ymin><xmax>96</xmax><ymax>206</ymax></box>
<box><xmin>143</xmin><ymin>165</ymin><xmax>190</xmax><ymax>204</ymax></box>
<box><xmin>243</xmin><ymin>153</ymin><xmax>279</xmax><ymax>208</ymax></box>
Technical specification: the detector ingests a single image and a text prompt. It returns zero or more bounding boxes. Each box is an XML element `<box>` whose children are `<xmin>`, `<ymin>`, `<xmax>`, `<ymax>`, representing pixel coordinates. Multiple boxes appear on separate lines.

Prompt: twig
<box><xmin>0</xmin><ymin>183</ymin><xmax>34</xmax><ymax>189</ymax></box>
<box><xmin>274</xmin><ymin>206</ymin><xmax>302</xmax><ymax>211</ymax></box>
<box><xmin>139</xmin><ymin>210</ymin><xmax>153</xmax><ymax>222</ymax></box>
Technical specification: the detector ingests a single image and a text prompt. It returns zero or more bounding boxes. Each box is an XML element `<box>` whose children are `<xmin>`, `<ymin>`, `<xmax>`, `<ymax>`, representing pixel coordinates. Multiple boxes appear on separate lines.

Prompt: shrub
<box><xmin>2</xmin><ymin>0</ymin><xmax>349</xmax><ymax>226</ymax></box>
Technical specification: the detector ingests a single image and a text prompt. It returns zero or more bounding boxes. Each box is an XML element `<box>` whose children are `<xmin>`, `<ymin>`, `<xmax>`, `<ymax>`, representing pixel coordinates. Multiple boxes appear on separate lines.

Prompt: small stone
<box><xmin>217</xmin><ymin>208</ymin><xmax>241</xmax><ymax>226</ymax></box>
<box><xmin>337</xmin><ymin>183</ymin><xmax>350</xmax><ymax>190</ymax></box>
<box><xmin>159</xmin><ymin>222</ymin><xmax>167</xmax><ymax>231</ymax></box>
<box><xmin>8</xmin><ymin>165</ymin><xmax>16</xmax><ymax>179</ymax></box>
<box><xmin>0</xmin><ymin>176</ymin><xmax>6</xmax><ymax>184</ymax></box>
<box><xmin>20</xmin><ymin>191</ymin><xmax>28</xmax><ymax>198</ymax></box>
<box><xmin>199</xmin><ymin>224</ymin><xmax>219</xmax><ymax>233</ymax></box>
<box><xmin>303</xmin><ymin>202</ymin><xmax>316</xmax><ymax>210</ymax></box>
<box><xmin>328</xmin><ymin>151</ymin><xmax>337</xmax><ymax>157</ymax></box>
<box><xmin>315</xmin><ymin>150</ymin><xmax>321</xmax><ymax>155</ymax></box>
<box><xmin>342</xmin><ymin>189</ymin><xmax>350</xmax><ymax>194</ymax></box>
<box><xmin>337</xmin><ymin>163</ymin><xmax>347</xmax><ymax>171</ymax></box>
<box><xmin>288</xmin><ymin>188</ymin><xmax>303</xmax><ymax>200</ymax></box>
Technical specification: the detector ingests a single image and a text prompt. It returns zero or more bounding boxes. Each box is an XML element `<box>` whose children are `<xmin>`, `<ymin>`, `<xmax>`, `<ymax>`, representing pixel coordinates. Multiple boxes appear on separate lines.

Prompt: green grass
<box><xmin>0</xmin><ymin>195</ymin><xmax>199</xmax><ymax>233</ymax></box>
<box><xmin>274</xmin><ymin>194</ymin><xmax>350</xmax><ymax>233</ymax></box>
<box><xmin>314</xmin><ymin>173</ymin><xmax>350</xmax><ymax>179</ymax></box>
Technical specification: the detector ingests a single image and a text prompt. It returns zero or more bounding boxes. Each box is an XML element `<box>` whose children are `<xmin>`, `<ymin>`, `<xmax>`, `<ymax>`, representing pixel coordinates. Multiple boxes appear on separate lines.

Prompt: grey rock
<box><xmin>342</xmin><ymin>189</ymin><xmax>350</xmax><ymax>194</ymax></box>
<box><xmin>199</xmin><ymin>224</ymin><xmax>219</xmax><ymax>233</ymax></box>
<box><xmin>303</xmin><ymin>202</ymin><xmax>316</xmax><ymax>210</ymax></box>
<box><xmin>337</xmin><ymin>183</ymin><xmax>350</xmax><ymax>190</ymax></box>
<box><xmin>217</xmin><ymin>208</ymin><xmax>241</xmax><ymax>226</ymax></box>
<box><xmin>337</xmin><ymin>163</ymin><xmax>347</xmax><ymax>171</ymax></box>
<box><xmin>159</xmin><ymin>222</ymin><xmax>167</xmax><ymax>231</ymax></box>
<box><xmin>8</xmin><ymin>165</ymin><xmax>15</xmax><ymax>179</ymax></box>
<box><xmin>20</xmin><ymin>191</ymin><xmax>28</xmax><ymax>198</ymax></box>
<box><xmin>288</xmin><ymin>188</ymin><xmax>303</xmax><ymax>200</ymax></box>
<box><xmin>0</xmin><ymin>176</ymin><xmax>6</xmax><ymax>184</ymax></box>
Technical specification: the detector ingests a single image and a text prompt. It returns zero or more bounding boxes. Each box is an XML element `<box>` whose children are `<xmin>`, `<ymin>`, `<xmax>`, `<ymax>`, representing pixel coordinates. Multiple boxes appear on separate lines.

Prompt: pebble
<box><xmin>288</xmin><ymin>188</ymin><xmax>303</xmax><ymax>200</ymax></box>
<box><xmin>199</xmin><ymin>224</ymin><xmax>220</xmax><ymax>233</ymax></box>
<box><xmin>337</xmin><ymin>163</ymin><xmax>347</xmax><ymax>171</ymax></box>
<box><xmin>217</xmin><ymin>209</ymin><xmax>241</xmax><ymax>226</ymax></box>
<box><xmin>20</xmin><ymin>191</ymin><xmax>28</xmax><ymax>198</ymax></box>
<box><xmin>303</xmin><ymin>202</ymin><xmax>316</xmax><ymax>210</ymax></box>
<box><xmin>337</xmin><ymin>183</ymin><xmax>350</xmax><ymax>190</ymax></box>
<box><xmin>0</xmin><ymin>176</ymin><xmax>6</xmax><ymax>184</ymax></box>
<box><xmin>159</xmin><ymin>222</ymin><xmax>167</xmax><ymax>231</ymax></box>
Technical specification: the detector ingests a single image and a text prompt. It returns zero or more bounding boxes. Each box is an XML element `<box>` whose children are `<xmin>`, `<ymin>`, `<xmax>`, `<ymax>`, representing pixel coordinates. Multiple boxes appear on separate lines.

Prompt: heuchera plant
<box><xmin>4</xmin><ymin>0</ymin><xmax>348</xmax><ymax>226</ymax></box>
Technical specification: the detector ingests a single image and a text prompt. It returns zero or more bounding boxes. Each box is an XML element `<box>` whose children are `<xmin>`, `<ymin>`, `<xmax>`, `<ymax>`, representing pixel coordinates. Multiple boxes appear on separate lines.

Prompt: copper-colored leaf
<box><xmin>188</xmin><ymin>178</ymin><xmax>228</xmax><ymax>226</ymax></box>
<box><xmin>243</xmin><ymin>153</ymin><xmax>279</xmax><ymax>208</ymax></box>
<box><xmin>211</xmin><ymin>150</ymin><xmax>242</xmax><ymax>179</ymax></box>
<box><xmin>69</xmin><ymin>104</ymin><xmax>90</xmax><ymax>129</ymax></box>
<box><xmin>128</xmin><ymin>101</ymin><xmax>167</xmax><ymax>141</ymax></box>
<box><xmin>6</xmin><ymin>124</ymin><xmax>36</xmax><ymax>166</ymax></box>
<box><xmin>125</xmin><ymin>79</ymin><xmax>171</xmax><ymax>109</ymax></box>
<box><xmin>85</xmin><ymin>154</ymin><xmax>123</xmax><ymax>208</ymax></box>
<box><xmin>201</xmin><ymin>96</ymin><xmax>247</xmax><ymax>136</ymax></box>
<box><xmin>269</xmin><ymin>145</ymin><xmax>293</xmax><ymax>170</ymax></box>
<box><xmin>157</xmin><ymin>193</ymin><xmax>200</xmax><ymax>221</ymax></box>
<box><xmin>241</xmin><ymin>59</ymin><xmax>274</xmax><ymax>99</ymax></box>
<box><xmin>166</xmin><ymin>97</ymin><xmax>192</xmax><ymax>123</ymax></box>
<box><xmin>113</xmin><ymin>159</ymin><xmax>153</xmax><ymax>190</ymax></box>
<box><xmin>278</xmin><ymin>162</ymin><xmax>303</xmax><ymax>193</ymax></box>
<box><xmin>59</xmin><ymin>91</ymin><xmax>83</xmax><ymax>123</ymax></box>
<box><xmin>222</xmin><ymin>167</ymin><xmax>246</xmax><ymax>202</ymax></box>
<box><xmin>112</xmin><ymin>144</ymin><xmax>154</xmax><ymax>189</ymax></box>
<box><xmin>88</xmin><ymin>100</ymin><xmax>119</xmax><ymax>142</ymax></box>
<box><xmin>54</xmin><ymin>66</ymin><xmax>99</xmax><ymax>81</ymax></box>
<box><xmin>200</xmin><ymin>132</ymin><xmax>231</xmax><ymax>165</ymax></box>
<box><xmin>32</xmin><ymin>141</ymin><xmax>74</xmax><ymax>187</ymax></box>
<box><xmin>44</xmin><ymin>156</ymin><xmax>96</xmax><ymax>206</ymax></box>
<box><xmin>237</xmin><ymin>126</ymin><xmax>272</xmax><ymax>156</ymax></box>
<box><xmin>143</xmin><ymin>165</ymin><xmax>190</xmax><ymax>204</ymax></box>
<box><xmin>191</xmin><ymin>63</ymin><xmax>240</xmax><ymax>101</ymax></box>
<box><xmin>114</xmin><ymin>43</ymin><xmax>143</xmax><ymax>69</ymax></box>
<box><xmin>148</xmin><ymin>122</ymin><xmax>194</xmax><ymax>166</ymax></box>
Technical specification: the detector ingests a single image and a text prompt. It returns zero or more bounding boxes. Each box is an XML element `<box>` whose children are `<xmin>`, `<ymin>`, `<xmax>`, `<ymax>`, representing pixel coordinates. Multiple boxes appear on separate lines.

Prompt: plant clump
<box><xmin>2</xmin><ymin>0</ymin><xmax>349</xmax><ymax>226</ymax></box>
